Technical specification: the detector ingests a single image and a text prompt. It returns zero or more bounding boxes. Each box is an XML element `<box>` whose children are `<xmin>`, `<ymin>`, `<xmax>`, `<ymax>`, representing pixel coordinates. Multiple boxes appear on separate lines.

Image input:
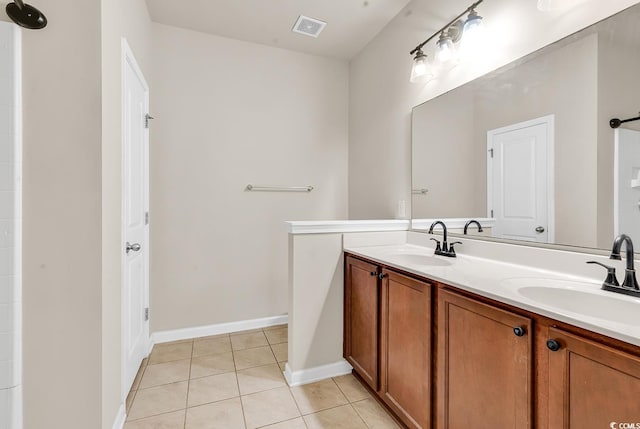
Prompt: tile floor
<box><xmin>125</xmin><ymin>325</ymin><xmax>401</xmax><ymax>429</ymax></box>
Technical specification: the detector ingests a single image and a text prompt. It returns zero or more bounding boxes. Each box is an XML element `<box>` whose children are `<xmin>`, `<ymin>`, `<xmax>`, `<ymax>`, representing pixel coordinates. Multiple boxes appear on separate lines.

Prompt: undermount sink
<box><xmin>500</xmin><ymin>278</ymin><xmax>640</xmax><ymax>325</ymax></box>
<box><xmin>388</xmin><ymin>253</ymin><xmax>452</xmax><ymax>267</ymax></box>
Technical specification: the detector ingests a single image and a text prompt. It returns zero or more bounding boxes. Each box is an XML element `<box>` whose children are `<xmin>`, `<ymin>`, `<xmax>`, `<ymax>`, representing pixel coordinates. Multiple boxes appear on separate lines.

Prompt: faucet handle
<box><xmin>430</xmin><ymin>238</ymin><xmax>441</xmax><ymax>252</ymax></box>
<box><xmin>449</xmin><ymin>241</ymin><xmax>462</xmax><ymax>256</ymax></box>
<box><xmin>586</xmin><ymin>261</ymin><xmax>620</xmax><ymax>287</ymax></box>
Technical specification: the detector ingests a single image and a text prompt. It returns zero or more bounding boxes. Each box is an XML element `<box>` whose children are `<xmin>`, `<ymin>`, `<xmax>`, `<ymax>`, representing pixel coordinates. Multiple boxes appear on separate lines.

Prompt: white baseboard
<box><xmin>111</xmin><ymin>404</ymin><xmax>126</xmax><ymax>429</ymax></box>
<box><xmin>284</xmin><ymin>360</ymin><xmax>353</xmax><ymax>387</ymax></box>
<box><xmin>151</xmin><ymin>315</ymin><xmax>288</xmax><ymax>345</ymax></box>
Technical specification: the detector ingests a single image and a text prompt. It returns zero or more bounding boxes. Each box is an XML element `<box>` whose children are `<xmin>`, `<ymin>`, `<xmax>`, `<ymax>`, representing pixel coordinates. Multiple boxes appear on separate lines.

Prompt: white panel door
<box><xmin>122</xmin><ymin>40</ymin><xmax>149</xmax><ymax>395</ymax></box>
<box><xmin>488</xmin><ymin>116</ymin><xmax>554</xmax><ymax>243</ymax></box>
<box><xmin>614</xmin><ymin>128</ymin><xmax>640</xmax><ymax>244</ymax></box>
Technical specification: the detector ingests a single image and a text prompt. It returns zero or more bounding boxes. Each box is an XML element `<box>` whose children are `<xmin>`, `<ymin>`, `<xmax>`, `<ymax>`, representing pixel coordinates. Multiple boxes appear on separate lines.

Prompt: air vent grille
<box><xmin>292</xmin><ymin>15</ymin><xmax>327</xmax><ymax>38</ymax></box>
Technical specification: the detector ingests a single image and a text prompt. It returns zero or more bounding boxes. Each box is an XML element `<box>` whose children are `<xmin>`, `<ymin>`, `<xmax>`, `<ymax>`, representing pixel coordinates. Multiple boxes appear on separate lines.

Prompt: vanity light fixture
<box><xmin>409</xmin><ymin>0</ymin><xmax>484</xmax><ymax>83</ymax></box>
<box><xmin>410</xmin><ymin>49</ymin><xmax>433</xmax><ymax>83</ymax></box>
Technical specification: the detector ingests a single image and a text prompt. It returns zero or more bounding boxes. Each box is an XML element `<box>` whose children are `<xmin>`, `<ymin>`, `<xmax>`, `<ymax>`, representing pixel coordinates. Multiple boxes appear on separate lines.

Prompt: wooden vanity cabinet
<box><xmin>344</xmin><ymin>253</ymin><xmax>640</xmax><ymax>429</ymax></box>
<box><xmin>344</xmin><ymin>257</ymin><xmax>432</xmax><ymax>429</ymax></box>
<box><xmin>344</xmin><ymin>255</ymin><xmax>380</xmax><ymax>390</ymax></box>
<box><xmin>437</xmin><ymin>289</ymin><xmax>533</xmax><ymax>429</ymax></box>
<box><xmin>546</xmin><ymin>327</ymin><xmax>640</xmax><ymax>429</ymax></box>
<box><xmin>380</xmin><ymin>269</ymin><xmax>431</xmax><ymax>429</ymax></box>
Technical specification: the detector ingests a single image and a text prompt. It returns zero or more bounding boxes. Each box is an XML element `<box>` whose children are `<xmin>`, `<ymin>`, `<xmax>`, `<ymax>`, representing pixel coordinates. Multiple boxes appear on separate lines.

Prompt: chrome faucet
<box><xmin>428</xmin><ymin>221</ymin><xmax>461</xmax><ymax>257</ymax></box>
<box><xmin>464</xmin><ymin>219</ymin><xmax>483</xmax><ymax>235</ymax></box>
<box><xmin>587</xmin><ymin>234</ymin><xmax>640</xmax><ymax>297</ymax></box>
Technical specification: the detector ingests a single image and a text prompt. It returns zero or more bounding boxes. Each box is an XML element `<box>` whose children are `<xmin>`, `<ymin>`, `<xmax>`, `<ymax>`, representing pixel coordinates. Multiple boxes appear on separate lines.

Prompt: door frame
<box><xmin>486</xmin><ymin>115</ymin><xmax>555</xmax><ymax>243</ymax></box>
<box><xmin>120</xmin><ymin>37</ymin><xmax>150</xmax><ymax>403</ymax></box>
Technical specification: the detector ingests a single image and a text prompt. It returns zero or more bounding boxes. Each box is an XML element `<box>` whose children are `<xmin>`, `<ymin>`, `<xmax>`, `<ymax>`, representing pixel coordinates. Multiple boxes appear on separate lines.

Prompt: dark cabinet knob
<box><xmin>370</xmin><ymin>271</ymin><xmax>377</xmax><ymax>276</ymax></box>
<box><xmin>513</xmin><ymin>327</ymin><xmax>526</xmax><ymax>337</ymax></box>
<box><xmin>546</xmin><ymin>339</ymin><xmax>561</xmax><ymax>351</ymax></box>
<box><xmin>378</xmin><ymin>273</ymin><xmax>388</xmax><ymax>280</ymax></box>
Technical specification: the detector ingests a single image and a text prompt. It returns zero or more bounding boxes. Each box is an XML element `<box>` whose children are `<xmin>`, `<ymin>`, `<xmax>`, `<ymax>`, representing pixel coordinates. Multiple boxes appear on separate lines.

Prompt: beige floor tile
<box><xmin>236</xmin><ymin>363</ymin><xmax>286</xmax><ymax>395</ymax></box>
<box><xmin>233</xmin><ymin>346</ymin><xmax>277</xmax><ymax>370</ymax></box>
<box><xmin>264</xmin><ymin>327</ymin><xmax>288</xmax><ymax>345</ymax></box>
<box><xmin>185</xmin><ymin>397</ymin><xmax>245</xmax><ymax>429</ymax></box>
<box><xmin>270</xmin><ymin>343</ymin><xmax>288</xmax><ymax>362</ymax></box>
<box><xmin>230</xmin><ymin>331</ymin><xmax>269</xmax><ymax>350</ymax></box>
<box><xmin>187</xmin><ymin>372</ymin><xmax>239</xmax><ymax>407</ymax></box>
<box><xmin>278</xmin><ymin>362</ymin><xmax>287</xmax><ymax>371</ymax></box>
<box><xmin>150</xmin><ymin>342</ymin><xmax>193</xmax><ymax>365</ymax></box>
<box><xmin>259</xmin><ymin>417</ymin><xmax>307</xmax><ymax>429</ymax></box>
<box><xmin>263</xmin><ymin>324</ymin><xmax>287</xmax><ymax>331</ymax></box>
<box><xmin>193</xmin><ymin>336</ymin><xmax>232</xmax><ymax>357</ymax></box>
<box><xmin>195</xmin><ymin>333</ymin><xmax>230</xmax><ymax>340</ymax></box>
<box><xmin>290</xmin><ymin>379</ymin><xmax>349</xmax><ymax>415</ymax></box>
<box><xmin>233</xmin><ymin>328</ymin><xmax>264</xmax><ymax>335</ymax></box>
<box><xmin>140</xmin><ymin>359</ymin><xmax>191</xmax><ymax>389</ymax></box>
<box><xmin>131</xmin><ymin>360</ymin><xmax>147</xmax><ymax>391</ymax></box>
<box><xmin>333</xmin><ymin>374</ymin><xmax>371</xmax><ymax>402</ymax></box>
<box><xmin>303</xmin><ymin>404</ymin><xmax>367</xmax><ymax>429</ymax></box>
<box><xmin>241</xmin><ymin>386</ymin><xmax>301</xmax><ymax>429</ymax></box>
<box><xmin>127</xmin><ymin>381</ymin><xmax>188</xmax><ymax>421</ymax></box>
<box><xmin>124</xmin><ymin>410</ymin><xmax>186</xmax><ymax>429</ymax></box>
<box><xmin>126</xmin><ymin>389</ymin><xmax>137</xmax><ymax>413</ymax></box>
<box><xmin>190</xmin><ymin>352</ymin><xmax>235</xmax><ymax>379</ymax></box>
<box><xmin>352</xmin><ymin>399</ymin><xmax>401</xmax><ymax>429</ymax></box>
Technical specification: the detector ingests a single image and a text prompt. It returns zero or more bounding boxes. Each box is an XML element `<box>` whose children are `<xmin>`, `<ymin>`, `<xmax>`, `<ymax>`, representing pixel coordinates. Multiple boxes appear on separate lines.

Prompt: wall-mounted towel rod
<box><xmin>245</xmin><ymin>184</ymin><xmax>314</xmax><ymax>193</ymax></box>
<box><xmin>610</xmin><ymin>113</ymin><xmax>640</xmax><ymax>129</ymax></box>
<box><xmin>412</xmin><ymin>188</ymin><xmax>429</xmax><ymax>195</ymax></box>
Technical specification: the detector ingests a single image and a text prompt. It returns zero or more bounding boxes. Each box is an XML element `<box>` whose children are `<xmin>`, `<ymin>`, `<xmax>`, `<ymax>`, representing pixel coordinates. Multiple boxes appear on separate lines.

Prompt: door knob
<box><xmin>126</xmin><ymin>242</ymin><xmax>141</xmax><ymax>253</ymax></box>
<box><xmin>535</xmin><ymin>226</ymin><xmax>545</xmax><ymax>233</ymax></box>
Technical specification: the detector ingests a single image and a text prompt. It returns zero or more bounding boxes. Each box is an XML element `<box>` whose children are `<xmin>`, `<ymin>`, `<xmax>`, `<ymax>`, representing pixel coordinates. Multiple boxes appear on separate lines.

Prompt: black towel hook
<box><xmin>5</xmin><ymin>0</ymin><xmax>47</xmax><ymax>30</ymax></box>
<box><xmin>610</xmin><ymin>112</ymin><xmax>640</xmax><ymax>129</ymax></box>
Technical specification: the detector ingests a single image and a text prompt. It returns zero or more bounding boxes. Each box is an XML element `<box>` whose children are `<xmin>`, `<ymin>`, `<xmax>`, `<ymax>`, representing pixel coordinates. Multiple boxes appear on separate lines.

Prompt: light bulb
<box><xmin>460</xmin><ymin>9</ymin><xmax>485</xmax><ymax>59</ymax></box>
<box><xmin>436</xmin><ymin>32</ymin><xmax>455</xmax><ymax>63</ymax></box>
<box><xmin>410</xmin><ymin>50</ymin><xmax>434</xmax><ymax>83</ymax></box>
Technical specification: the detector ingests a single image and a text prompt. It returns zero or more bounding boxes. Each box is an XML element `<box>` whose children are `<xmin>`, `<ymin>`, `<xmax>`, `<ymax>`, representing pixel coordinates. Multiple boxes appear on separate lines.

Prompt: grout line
<box><xmin>182</xmin><ymin>340</ymin><xmax>194</xmax><ymax>428</ymax></box>
<box><xmin>349</xmin><ymin>402</ymin><xmax>372</xmax><ymax>428</ymax></box>
<box><xmin>230</xmin><ymin>346</ymin><xmax>251</xmax><ymax>429</ymax></box>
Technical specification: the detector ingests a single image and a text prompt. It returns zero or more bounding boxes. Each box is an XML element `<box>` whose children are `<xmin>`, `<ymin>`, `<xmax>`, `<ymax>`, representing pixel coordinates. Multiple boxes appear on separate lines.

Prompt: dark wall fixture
<box><xmin>5</xmin><ymin>0</ymin><xmax>47</xmax><ymax>30</ymax></box>
<box><xmin>610</xmin><ymin>114</ymin><xmax>640</xmax><ymax>129</ymax></box>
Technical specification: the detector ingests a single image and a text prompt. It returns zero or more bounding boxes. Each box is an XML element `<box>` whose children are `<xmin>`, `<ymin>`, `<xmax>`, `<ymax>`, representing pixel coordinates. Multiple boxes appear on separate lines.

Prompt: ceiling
<box><xmin>145</xmin><ymin>0</ymin><xmax>412</xmax><ymax>60</ymax></box>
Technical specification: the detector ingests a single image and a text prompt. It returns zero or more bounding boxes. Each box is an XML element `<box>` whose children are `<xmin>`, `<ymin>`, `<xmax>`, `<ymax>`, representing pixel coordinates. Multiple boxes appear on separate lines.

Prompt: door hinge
<box><xmin>144</xmin><ymin>307</ymin><xmax>149</xmax><ymax>321</ymax></box>
<box><xmin>145</xmin><ymin>211</ymin><xmax>149</xmax><ymax>225</ymax></box>
<box><xmin>491</xmin><ymin>209</ymin><xmax>494</xmax><ymax>217</ymax></box>
<box><xmin>145</xmin><ymin>114</ymin><xmax>154</xmax><ymax>129</ymax></box>
<box><xmin>488</xmin><ymin>148</ymin><xmax>494</xmax><ymax>158</ymax></box>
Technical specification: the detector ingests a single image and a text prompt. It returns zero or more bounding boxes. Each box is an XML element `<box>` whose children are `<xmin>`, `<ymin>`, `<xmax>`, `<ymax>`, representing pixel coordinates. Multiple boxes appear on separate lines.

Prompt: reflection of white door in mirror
<box><xmin>487</xmin><ymin>116</ymin><xmax>555</xmax><ymax>243</ymax></box>
<box><xmin>614</xmin><ymin>128</ymin><xmax>640</xmax><ymax>245</ymax></box>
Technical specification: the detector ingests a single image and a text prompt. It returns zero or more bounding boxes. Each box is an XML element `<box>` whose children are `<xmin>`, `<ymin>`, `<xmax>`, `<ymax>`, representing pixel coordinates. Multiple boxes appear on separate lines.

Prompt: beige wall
<box><xmin>472</xmin><ymin>34</ymin><xmax>598</xmax><ymax>248</ymax></box>
<box><xmin>349</xmin><ymin>0</ymin><xmax>640</xmax><ymax>220</ymax></box>
<box><xmin>21</xmin><ymin>0</ymin><xmax>102</xmax><ymax>428</ymax></box>
<box><xmin>150</xmin><ymin>23</ymin><xmax>349</xmax><ymax>332</ymax></box>
<box><xmin>101</xmin><ymin>0</ymin><xmax>152</xmax><ymax>427</ymax></box>
<box><xmin>597</xmin><ymin>27</ymin><xmax>640</xmax><ymax>248</ymax></box>
<box><xmin>412</xmin><ymin>86</ymin><xmax>477</xmax><ymax>218</ymax></box>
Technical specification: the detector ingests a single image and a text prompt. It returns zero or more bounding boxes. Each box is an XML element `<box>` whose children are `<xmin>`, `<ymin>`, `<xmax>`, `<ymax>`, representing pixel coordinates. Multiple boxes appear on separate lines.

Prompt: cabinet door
<box><xmin>547</xmin><ymin>328</ymin><xmax>640</xmax><ymax>429</ymax></box>
<box><xmin>380</xmin><ymin>269</ymin><xmax>432</xmax><ymax>429</ymax></box>
<box><xmin>344</xmin><ymin>256</ymin><xmax>379</xmax><ymax>390</ymax></box>
<box><xmin>437</xmin><ymin>289</ymin><xmax>532</xmax><ymax>429</ymax></box>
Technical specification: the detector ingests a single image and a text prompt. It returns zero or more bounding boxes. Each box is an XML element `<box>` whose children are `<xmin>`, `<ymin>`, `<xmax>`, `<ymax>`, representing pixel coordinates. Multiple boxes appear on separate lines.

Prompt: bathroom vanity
<box><xmin>343</xmin><ymin>244</ymin><xmax>640</xmax><ymax>429</ymax></box>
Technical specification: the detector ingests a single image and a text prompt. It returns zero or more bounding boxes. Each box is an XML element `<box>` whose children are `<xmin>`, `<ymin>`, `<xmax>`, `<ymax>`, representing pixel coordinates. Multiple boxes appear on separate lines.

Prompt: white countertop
<box><xmin>344</xmin><ymin>243</ymin><xmax>640</xmax><ymax>347</ymax></box>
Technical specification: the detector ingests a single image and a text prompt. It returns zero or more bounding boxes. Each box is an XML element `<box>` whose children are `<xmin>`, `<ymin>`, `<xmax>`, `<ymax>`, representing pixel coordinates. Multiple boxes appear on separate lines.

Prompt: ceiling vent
<box><xmin>292</xmin><ymin>15</ymin><xmax>327</xmax><ymax>38</ymax></box>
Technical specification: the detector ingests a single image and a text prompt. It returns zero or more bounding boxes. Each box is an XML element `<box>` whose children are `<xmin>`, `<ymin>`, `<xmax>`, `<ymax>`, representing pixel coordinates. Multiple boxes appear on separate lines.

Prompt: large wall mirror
<box><xmin>412</xmin><ymin>3</ymin><xmax>640</xmax><ymax>251</ymax></box>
